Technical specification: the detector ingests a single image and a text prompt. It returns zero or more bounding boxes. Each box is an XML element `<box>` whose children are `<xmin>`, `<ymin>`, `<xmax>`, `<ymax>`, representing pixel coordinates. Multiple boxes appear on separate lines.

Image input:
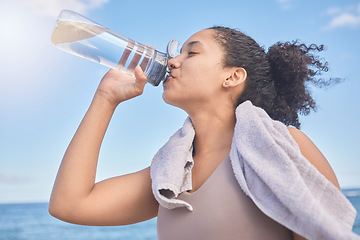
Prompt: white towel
<box><xmin>150</xmin><ymin>117</ymin><xmax>195</xmax><ymax>211</ymax></box>
<box><xmin>150</xmin><ymin>100</ymin><xmax>359</xmax><ymax>239</ymax></box>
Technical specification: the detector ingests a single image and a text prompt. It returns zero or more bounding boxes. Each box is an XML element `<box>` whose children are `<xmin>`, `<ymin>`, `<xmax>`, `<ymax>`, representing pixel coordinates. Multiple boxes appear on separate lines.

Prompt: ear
<box><xmin>223</xmin><ymin>68</ymin><xmax>247</xmax><ymax>88</ymax></box>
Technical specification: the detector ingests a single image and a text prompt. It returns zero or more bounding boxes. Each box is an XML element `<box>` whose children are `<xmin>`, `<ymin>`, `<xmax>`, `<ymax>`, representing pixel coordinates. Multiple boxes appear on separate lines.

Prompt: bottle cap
<box><xmin>167</xmin><ymin>39</ymin><xmax>180</xmax><ymax>58</ymax></box>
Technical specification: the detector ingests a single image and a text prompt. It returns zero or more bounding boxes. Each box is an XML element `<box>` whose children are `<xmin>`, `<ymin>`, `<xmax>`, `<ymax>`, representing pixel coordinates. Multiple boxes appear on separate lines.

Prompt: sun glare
<box><xmin>0</xmin><ymin>2</ymin><xmax>55</xmax><ymax>108</ymax></box>
<box><xmin>0</xmin><ymin>4</ymin><xmax>33</xmax><ymax>56</ymax></box>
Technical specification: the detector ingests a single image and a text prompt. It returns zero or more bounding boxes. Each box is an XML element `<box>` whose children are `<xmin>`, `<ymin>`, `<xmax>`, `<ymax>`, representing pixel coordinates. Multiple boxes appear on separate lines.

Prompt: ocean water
<box><xmin>0</xmin><ymin>203</ymin><xmax>157</xmax><ymax>240</ymax></box>
<box><xmin>343</xmin><ymin>188</ymin><xmax>360</xmax><ymax>235</ymax></box>
<box><xmin>0</xmin><ymin>190</ymin><xmax>359</xmax><ymax>240</ymax></box>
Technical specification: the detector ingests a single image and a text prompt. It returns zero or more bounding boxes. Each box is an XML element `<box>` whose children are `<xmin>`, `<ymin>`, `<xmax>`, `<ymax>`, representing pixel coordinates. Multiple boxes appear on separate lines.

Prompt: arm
<box><xmin>287</xmin><ymin>127</ymin><xmax>340</xmax><ymax>189</ymax></box>
<box><xmin>287</xmin><ymin>127</ymin><xmax>340</xmax><ymax>240</ymax></box>
<box><xmin>49</xmin><ymin>66</ymin><xmax>159</xmax><ymax>226</ymax></box>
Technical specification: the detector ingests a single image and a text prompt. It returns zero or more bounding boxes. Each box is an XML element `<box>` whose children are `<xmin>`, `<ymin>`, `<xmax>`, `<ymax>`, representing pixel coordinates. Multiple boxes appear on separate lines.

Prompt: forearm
<box><xmin>49</xmin><ymin>92</ymin><xmax>117</xmax><ymax>210</ymax></box>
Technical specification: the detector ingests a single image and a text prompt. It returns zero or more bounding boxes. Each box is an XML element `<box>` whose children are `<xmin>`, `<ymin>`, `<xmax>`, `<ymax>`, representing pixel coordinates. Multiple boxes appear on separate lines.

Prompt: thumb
<box><xmin>134</xmin><ymin>65</ymin><xmax>147</xmax><ymax>88</ymax></box>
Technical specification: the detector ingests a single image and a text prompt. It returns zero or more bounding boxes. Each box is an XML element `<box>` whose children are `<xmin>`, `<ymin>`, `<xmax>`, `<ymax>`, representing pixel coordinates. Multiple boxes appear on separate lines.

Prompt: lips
<box><xmin>163</xmin><ymin>73</ymin><xmax>176</xmax><ymax>89</ymax></box>
<box><xmin>164</xmin><ymin>72</ymin><xmax>175</xmax><ymax>83</ymax></box>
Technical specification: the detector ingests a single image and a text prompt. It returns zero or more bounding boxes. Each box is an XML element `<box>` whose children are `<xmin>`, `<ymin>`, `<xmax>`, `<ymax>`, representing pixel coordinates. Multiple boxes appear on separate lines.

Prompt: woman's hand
<box><xmin>96</xmin><ymin>65</ymin><xmax>147</xmax><ymax>108</ymax></box>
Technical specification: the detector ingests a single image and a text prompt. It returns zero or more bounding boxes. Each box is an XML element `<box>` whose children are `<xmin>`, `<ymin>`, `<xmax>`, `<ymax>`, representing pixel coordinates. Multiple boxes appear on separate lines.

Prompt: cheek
<box><xmin>190</xmin><ymin>56</ymin><xmax>223</xmax><ymax>78</ymax></box>
<box><xmin>162</xmin><ymin>59</ymin><xmax>224</xmax><ymax>105</ymax></box>
<box><xmin>180</xmin><ymin>61</ymin><xmax>209</xmax><ymax>85</ymax></box>
<box><xmin>190</xmin><ymin>62</ymin><xmax>224</xmax><ymax>89</ymax></box>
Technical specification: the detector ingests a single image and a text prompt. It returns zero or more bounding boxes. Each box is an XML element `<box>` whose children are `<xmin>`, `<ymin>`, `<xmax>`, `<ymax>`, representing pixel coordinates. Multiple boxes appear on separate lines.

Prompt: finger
<box><xmin>134</xmin><ymin>65</ymin><xmax>147</xmax><ymax>88</ymax></box>
<box><xmin>143</xmin><ymin>44</ymin><xmax>154</xmax><ymax>49</ymax></box>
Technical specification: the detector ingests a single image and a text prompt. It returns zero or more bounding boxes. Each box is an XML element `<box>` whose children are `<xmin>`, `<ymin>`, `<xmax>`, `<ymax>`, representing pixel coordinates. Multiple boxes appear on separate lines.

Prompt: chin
<box><xmin>162</xmin><ymin>91</ymin><xmax>174</xmax><ymax>106</ymax></box>
<box><xmin>162</xmin><ymin>91</ymin><xmax>183</xmax><ymax>109</ymax></box>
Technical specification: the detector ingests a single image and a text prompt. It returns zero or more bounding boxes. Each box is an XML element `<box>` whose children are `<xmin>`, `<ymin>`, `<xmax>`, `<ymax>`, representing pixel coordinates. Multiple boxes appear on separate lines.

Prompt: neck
<box><xmin>189</xmin><ymin>105</ymin><xmax>236</xmax><ymax>158</ymax></box>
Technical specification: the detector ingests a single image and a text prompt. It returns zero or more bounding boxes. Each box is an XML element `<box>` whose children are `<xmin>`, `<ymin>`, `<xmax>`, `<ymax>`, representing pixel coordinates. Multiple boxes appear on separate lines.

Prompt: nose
<box><xmin>167</xmin><ymin>55</ymin><xmax>181</xmax><ymax>69</ymax></box>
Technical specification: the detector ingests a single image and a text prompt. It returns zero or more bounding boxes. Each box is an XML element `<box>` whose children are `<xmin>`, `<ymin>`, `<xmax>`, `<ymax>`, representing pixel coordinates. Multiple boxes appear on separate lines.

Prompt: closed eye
<box><xmin>188</xmin><ymin>51</ymin><xmax>198</xmax><ymax>56</ymax></box>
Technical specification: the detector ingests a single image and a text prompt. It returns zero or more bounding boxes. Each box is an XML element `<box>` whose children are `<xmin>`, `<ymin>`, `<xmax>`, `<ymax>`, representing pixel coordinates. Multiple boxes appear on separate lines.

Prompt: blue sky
<box><xmin>0</xmin><ymin>0</ymin><xmax>359</xmax><ymax>203</ymax></box>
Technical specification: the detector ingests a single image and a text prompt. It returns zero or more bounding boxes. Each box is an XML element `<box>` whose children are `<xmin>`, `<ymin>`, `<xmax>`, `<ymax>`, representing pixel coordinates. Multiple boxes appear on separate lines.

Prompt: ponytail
<box><xmin>209</xmin><ymin>26</ymin><xmax>336</xmax><ymax>129</ymax></box>
<box><xmin>267</xmin><ymin>41</ymin><xmax>329</xmax><ymax>128</ymax></box>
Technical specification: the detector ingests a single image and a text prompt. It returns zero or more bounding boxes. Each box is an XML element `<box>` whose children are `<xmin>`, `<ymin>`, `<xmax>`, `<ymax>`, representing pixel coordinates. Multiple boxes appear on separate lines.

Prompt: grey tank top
<box><xmin>157</xmin><ymin>156</ymin><xmax>293</xmax><ymax>240</ymax></box>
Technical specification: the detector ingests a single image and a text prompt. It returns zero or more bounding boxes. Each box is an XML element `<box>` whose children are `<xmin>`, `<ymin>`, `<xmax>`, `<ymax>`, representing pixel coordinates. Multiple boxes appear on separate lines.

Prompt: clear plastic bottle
<box><xmin>51</xmin><ymin>10</ymin><xmax>180</xmax><ymax>86</ymax></box>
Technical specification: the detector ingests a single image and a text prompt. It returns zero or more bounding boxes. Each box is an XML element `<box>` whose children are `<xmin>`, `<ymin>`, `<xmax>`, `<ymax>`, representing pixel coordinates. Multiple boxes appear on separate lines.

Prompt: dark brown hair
<box><xmin>209</xmin><ymin>26</ymin><xmax>337</xmax><ymax>129</ymax></box>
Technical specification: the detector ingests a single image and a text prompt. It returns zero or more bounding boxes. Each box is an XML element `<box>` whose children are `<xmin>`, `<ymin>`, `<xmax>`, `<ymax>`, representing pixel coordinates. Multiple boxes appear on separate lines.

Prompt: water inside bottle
<box><xmin>51</xmin><ymin>20</ymin><xmax>160</xmax><ymax>77</ymax></box>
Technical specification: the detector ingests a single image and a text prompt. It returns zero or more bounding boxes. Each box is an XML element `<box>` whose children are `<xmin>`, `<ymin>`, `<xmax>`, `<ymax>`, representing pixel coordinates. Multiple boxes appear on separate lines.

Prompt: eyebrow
<box><xmin>180</xmin><ymin>41</ymin><xmax>203</xmax><ymax>54</ymax></box>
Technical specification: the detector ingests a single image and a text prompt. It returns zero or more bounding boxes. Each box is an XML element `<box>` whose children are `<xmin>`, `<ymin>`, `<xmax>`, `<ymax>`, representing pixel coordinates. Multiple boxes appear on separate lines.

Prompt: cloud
<box><xmin>276</xmin><ymin>0</ymin><xmax>294</xmax><ymax>10</ymax></box>
<box><xmin>21</xmin><ymin>0</ymin><xmax>109</xmax><ymax>18</ymax></box>
<box><xmin>0</xmin><ymin>173</ymin><xmax>34</xmax><ymax>184</ymax></box>
<box><xmin>325</xmin><ymin>3</ymin><xmax>360</xmax><ymax>30</ymax></box>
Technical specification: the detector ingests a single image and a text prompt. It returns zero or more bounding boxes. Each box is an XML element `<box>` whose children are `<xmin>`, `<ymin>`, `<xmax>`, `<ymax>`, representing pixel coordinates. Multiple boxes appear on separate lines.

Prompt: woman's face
<box><xmin>162</xmin><ymin>29</ymin><xmax>231</xmax><ymax>111</ymax></box>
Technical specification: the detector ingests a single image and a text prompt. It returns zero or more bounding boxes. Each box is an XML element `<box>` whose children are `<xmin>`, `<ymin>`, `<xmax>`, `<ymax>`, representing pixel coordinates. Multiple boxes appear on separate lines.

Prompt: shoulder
<box><xmin>287</xmin><ymin>127</ymin><xmax>340</xmax><ymax>189</ymax></box>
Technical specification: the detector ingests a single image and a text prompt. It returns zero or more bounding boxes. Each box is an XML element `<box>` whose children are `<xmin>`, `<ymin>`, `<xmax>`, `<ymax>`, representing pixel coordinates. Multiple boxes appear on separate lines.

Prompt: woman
<box><xmin>49</xmin><ymin>27</ymin><xmax>349</xmax><ymax>239</ymax></box>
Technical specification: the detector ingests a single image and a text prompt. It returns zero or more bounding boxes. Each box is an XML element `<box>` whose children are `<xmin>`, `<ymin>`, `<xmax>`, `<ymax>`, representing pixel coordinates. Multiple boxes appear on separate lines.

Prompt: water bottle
<box><xmin>51</xmin><ymin>10</ymin><xmax>180</xmax><ymax>86</ymax></box>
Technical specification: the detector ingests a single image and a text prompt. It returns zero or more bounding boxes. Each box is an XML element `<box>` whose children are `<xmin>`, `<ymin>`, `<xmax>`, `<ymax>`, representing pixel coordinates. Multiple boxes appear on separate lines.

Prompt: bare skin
<box><xmin>49</xmin><ymin>67</ymin><xmax>159</xmax><ymax>226</ymax></box>
<box><xmin>49</xmin><ymin>29</ymin><xmax>340</xmax><ymax>240</ymax></box>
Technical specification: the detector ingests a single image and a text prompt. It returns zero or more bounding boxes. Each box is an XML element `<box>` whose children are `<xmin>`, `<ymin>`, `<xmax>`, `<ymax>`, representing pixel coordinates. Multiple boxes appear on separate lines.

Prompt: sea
<box><xmin>0</xmin><ymin>189</ymin><xmax>359</xmax><ymax>240</ymax></box>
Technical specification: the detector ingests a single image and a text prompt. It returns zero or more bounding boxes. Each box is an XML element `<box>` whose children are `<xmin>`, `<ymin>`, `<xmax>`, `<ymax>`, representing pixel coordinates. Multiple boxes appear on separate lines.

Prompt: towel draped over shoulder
<box><xmin>150</xmin><ymin>101</ymin><xmax>359</xmax><ymax>239</ymax></box>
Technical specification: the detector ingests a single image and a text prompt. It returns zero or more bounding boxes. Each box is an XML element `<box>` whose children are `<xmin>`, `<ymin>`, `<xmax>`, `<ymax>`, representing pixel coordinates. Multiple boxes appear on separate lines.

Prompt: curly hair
<box><xmin>208</xmin><ymin>26</ymin><xmax>333</xmax><ymax>129</ymax></box>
